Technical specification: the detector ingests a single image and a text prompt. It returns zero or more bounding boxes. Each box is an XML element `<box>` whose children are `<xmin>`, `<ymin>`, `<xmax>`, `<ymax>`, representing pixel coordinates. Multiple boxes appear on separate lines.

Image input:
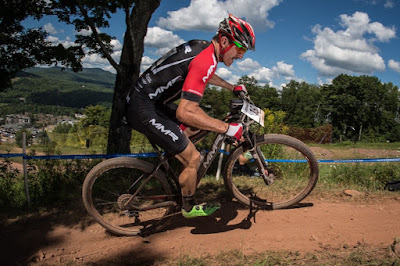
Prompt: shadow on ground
<box><xmin>0</xmin><ymin>182</ymin><xmax>314</xmax><ymax>265</ymax></box>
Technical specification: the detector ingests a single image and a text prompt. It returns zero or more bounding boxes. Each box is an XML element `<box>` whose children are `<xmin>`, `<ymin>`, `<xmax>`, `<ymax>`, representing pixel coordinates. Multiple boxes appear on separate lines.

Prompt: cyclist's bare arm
<box><xmin>177</xmin><ymin>99</ymin><xmax>228</xmax><ymax>133</ymax></box>
<box><xmin>208</xmin><ymin>74</ymin><xmax>234</xmax><ymax>92</ymax></box>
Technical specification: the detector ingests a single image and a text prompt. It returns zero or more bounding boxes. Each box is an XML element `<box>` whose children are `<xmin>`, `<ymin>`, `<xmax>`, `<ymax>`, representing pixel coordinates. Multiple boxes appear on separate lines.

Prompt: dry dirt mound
<box><xmin>1</xmin><ymin>198</ymin><xmax>400</xmax><ymax>265</ymax></box>
<box><xmin>310</xmin><ymin>147</ymin><xmax>400</xmax><ymax>159</ymax></box>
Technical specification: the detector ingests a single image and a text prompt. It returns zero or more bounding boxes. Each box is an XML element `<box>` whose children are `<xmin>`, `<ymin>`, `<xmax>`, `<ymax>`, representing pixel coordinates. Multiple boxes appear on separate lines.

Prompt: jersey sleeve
<box><xmin>182</xmin><ymin>45</ymin><xmax>217</xmax><ymax>103</ymax></box>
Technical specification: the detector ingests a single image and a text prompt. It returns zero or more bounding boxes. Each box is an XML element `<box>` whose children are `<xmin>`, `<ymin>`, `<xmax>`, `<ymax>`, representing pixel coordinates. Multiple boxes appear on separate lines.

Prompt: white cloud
<box><xmin>140</xmin><ymin>56</ymin><xmax>156</xmax><ymax>73</ymax></box>
<box><xmin>250</xmin><ymin>67</ymin><xmax>275</xmax><ymax>84</ymax></box>
<box><xmin>44</xmin><ymin>23</ymin><xmax>57</xmax><ymax>34</ymax></box>
<box><xmin>388</xmin><ymin>59</ymin><xmax>400</xmax><ymax>73</ymax></box>
<box><xmin>81</xmin><ymin>49</ymin><xmax>122</xmax><ymax>72</ymax></box>
<box><xmin>301</xmin><ymin>11</ymin><xmax>396</xmax><ymax>76</ymax></box>
<box><xmin>216</xmin><ymin>67</ymin><xmax>240</xmax><ymax>85</ymax></box>
<box><xmin>157</xmin><ymin>0</ymin><xmax>282</xmax><ymax>32</ymax></box>
<box><xmin>236</xmin><ymin>58</ymin><xmax>261</xmax><ymax>72</ymax></box>
<box><xmin>243</xmin><ymin>60</ymin><xmax>297</xmax><ymax>88</ymax></box>
<box><xmin>144</xmin><ymin>27</ymin><xmax>185</xmax><ymax>56</ymax></box>
<box><xmin>46</xmin><ymin>35</ymin><xmax>75</xmax><ymax>48</ymax></box>
<box><xmin>273</xmin><ymin>61</ymin><xmax>295</xmax><ymax>78</ymax></box>
<box><xmin>355</xmin><ymin>0</ymin><xmax>395</xmax><ymax>8</ymax></box>
<box><xmin>384</xmin><ymin>0</ymin><xmax>395</xmax><ymax>8</ymax></box>
<box><xmin>77</xmin><ymin>27</ymin><xmax>99</xmax><ymax>36</ymax></box>
<box><xmin>110</xmin><ymin>39</ymin><xmax>122</xmax><ymax>51</ymax></box>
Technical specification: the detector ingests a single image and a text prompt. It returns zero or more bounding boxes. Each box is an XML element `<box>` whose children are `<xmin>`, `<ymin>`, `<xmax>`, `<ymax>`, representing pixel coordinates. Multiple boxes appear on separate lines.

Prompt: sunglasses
<box><xmin>233</xmin><ymin>41</ymin><xmax>247</xmax><ymax>54</ymax></box>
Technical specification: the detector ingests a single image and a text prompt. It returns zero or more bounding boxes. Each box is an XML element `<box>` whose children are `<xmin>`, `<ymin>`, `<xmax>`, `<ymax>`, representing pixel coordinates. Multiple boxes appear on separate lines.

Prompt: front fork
<box><xmin>245</xmin><ymin>132</ymin><xmax>274</xmax><ymax>185</ymax></box>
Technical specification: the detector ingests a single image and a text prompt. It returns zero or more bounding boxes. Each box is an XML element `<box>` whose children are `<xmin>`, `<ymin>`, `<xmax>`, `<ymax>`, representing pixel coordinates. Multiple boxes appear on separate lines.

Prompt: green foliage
<box><xmin>261</xmin><ymin>108</ymin><xmax>289</xmax><ymax>134</ymax></box>
<box><xmin>21</xmin><ymin>145</ymin><xmax>101</xmax><ymax>207</ymax></box>
<box><xmin>319</xmin><ymin>163</ymin><xmax>400</xmax><ymax>191</ymax></box>
<box><xmin>15</xmin><ymin>129</ymin><xmax>32</xmax><ymax>148</ymax></box>
<box><xmin>281</xmin><ymin>80</ymin><xmax>322</xmax><ymax>128</ymax></box>
<box><xmin>0</xmin><ymin>1</ymin><xmax>83</xmax><ymax>91</ymax></box>
<box><xmin>202</xmin><ymin>86</ymin><xmax>233</xmax><ymax>118</ymax></box>
<box><xmin>53</xmin><ymin>123</ymin><xmax>74</xmax><ymax>133</ymax></box>
<box><xmin>80</xmin><ymin>105</ymin><xmax>111</xmax><ymax>128</ymax></box>
<box><xmin>322</xmin><ymin>74</ymin><xmax>400</xmax><ymax>142</ymax></box>
<box><xmin>239</xmin><ymin>75</ymin><xmax>281</xmax><ymax>110</ymax></box>
<box><xmin>0</xmin><ymin>157</ymin><xmax>24</xmax><ymax>208</ymax></box>
<box><xmin>27</xmin><ymin>157</ymin><xmax>99</xmax><ymax>206</ymax></box>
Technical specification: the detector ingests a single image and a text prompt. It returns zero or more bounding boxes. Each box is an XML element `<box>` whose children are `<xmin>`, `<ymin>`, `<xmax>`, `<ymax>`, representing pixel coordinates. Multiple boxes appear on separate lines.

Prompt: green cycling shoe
<box><xmin>181</xmin><ymin>203</ymin><xmax>221</xmax><ymax>219</ymax></box>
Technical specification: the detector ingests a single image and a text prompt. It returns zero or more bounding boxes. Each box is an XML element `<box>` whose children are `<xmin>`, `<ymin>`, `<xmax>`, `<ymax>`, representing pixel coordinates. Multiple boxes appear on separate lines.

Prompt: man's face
<box><xmin>221</xmin><ymin>37</ymin><xmax>246</xmax><ymax>67</ymax></box>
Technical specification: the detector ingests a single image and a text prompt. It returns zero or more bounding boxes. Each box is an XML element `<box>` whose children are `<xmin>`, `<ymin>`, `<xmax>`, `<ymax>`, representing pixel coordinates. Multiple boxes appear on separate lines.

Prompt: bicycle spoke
<box><xmin>83</xmin><ymin>158</ymin><xmax>174</xmax><ymax>236</ymax></box>
<box><xmin>225</xmin><ymin>134</ymin><xmax>318</xmax><ymax>209</ymax></box>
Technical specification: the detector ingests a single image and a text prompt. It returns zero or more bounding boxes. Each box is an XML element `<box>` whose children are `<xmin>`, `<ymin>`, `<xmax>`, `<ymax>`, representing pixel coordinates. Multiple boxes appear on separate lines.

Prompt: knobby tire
<box><xmin>224</xmin><ymin>134</ymin><xmax>319</xmax><ymax>209</ymax></box>
<box><xmin>82</xmin><ymin>157</ymin><xmax>174</xmax><ymax>236</ymax></box>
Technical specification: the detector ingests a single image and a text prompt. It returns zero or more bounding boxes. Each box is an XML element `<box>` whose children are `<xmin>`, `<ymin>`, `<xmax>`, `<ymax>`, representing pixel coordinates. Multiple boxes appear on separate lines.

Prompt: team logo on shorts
<box><xmin>149</xmin><ymin>118</ymin><xmax>179</xmax><ymax>142</ymax></box>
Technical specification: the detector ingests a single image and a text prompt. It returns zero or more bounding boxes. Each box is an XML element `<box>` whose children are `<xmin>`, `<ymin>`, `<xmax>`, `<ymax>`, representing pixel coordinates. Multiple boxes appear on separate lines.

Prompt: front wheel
<box><xmin>82</xmin><ymin>157</ymin><xmax>175</xmax><ymax>236</ymax></box>
<box><xmin>224</xmin><ymin>134</ymin><xmax>319</xmax><ymax>210</ymax></box>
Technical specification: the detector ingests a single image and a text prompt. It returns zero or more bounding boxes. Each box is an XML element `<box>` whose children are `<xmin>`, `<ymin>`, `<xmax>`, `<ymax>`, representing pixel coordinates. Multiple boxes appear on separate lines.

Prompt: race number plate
<box><xmin>241</xmin><ymin>101</ymin><xmax>265</xmax><ymax>127</ymax></box>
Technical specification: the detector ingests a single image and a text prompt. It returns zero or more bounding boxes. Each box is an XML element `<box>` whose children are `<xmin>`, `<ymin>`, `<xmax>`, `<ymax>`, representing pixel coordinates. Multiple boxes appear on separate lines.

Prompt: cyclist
<box><xmin>126</xmin><ymin>14</ymin><xmax>255</xmax><ymax>218</ymax></box>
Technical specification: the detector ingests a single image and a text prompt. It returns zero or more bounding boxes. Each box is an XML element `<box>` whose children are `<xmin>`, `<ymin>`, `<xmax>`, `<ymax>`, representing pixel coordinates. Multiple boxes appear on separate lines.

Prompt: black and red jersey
<box><xmin>127</xmin><ymin>40</ymin><xmax>217</xmax><ymax>105</ymax></box>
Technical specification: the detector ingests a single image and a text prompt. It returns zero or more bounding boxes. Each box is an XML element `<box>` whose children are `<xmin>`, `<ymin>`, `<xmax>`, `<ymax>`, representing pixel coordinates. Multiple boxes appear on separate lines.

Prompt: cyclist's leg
<box><xmin>175</xmin><ymin>141</ymin><xmax>200</xmax><ymax>198</ymax></box>
<box><xmin>177</xmin><ymin>143</ymin><xmax>220</xmax><ymax>218</ymax></box>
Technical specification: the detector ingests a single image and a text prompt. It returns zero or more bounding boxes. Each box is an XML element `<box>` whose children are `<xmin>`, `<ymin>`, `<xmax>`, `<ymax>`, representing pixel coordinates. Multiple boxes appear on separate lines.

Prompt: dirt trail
<box><xmin>1</xmin><ymin>146</ymin><xmax>399</xmax><ymax>265</ymax></box>
<box><xmin>2</xmin><ymin>198</ymin><xmax>400</xmax><ymax>265</ymax></box>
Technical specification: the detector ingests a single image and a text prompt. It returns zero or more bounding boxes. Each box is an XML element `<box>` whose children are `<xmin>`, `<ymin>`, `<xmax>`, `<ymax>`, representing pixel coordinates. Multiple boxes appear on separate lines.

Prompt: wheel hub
<box><xmin>117</xmin><ymin>194</ymin><xmax>136</xmax><ymax>210</ymax></box>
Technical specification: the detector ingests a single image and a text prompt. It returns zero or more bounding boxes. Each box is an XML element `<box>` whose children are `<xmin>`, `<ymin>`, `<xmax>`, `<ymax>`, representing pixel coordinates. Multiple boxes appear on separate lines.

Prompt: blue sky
<box><xmin>26</xmin><ymin>0</ymin><xmax>400</xmax><ymax>89</ymax></box>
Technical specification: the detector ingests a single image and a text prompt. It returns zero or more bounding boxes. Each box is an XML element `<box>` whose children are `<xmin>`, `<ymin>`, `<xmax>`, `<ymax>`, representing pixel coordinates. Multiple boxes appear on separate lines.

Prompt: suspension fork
<box><xmin>247</xmin><ymin>132</ymin><xmax>274</xmax><ymax>185</ymax></box>
<box><xmin>196</xmin><ymin>133</ymin><xmax>226</xmax><ymax>185</ymax></box>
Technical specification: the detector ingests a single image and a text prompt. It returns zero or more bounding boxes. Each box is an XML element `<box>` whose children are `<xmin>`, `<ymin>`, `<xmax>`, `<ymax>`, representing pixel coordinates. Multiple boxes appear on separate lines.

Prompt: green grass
<box><xmin>154</xmin><ymin>245</ymin><xmax>400</xmax><ymax>266</ymax></box>
<box><xmin>310</xmin><ymin>141</ymin><xmax>400</xmax><ymax>150</ymax></box>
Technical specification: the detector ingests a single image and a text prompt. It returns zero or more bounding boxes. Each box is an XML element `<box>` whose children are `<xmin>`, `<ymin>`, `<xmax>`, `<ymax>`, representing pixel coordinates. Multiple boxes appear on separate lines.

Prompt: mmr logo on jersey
<box><xmin>148</xmin><ymin>76</ymin><xmax>181</xmax><ymax>100</ymax></box>
<box><xmin>149</xmin><ymin>119</ymin><xmax>178</xmax><ymax>142</ymax></box>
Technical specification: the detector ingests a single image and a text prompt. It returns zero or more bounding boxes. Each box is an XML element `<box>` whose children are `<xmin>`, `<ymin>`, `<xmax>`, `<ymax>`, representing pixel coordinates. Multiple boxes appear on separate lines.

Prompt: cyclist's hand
<box><xmin>226</xmin><ymin>123</ymin><xmax>243</xmax><ymax>141</ymax></box>
<box><xmin>233</xmin><ymin>85</ymin><xmax>247</xmax><ymax>97</ymax></box>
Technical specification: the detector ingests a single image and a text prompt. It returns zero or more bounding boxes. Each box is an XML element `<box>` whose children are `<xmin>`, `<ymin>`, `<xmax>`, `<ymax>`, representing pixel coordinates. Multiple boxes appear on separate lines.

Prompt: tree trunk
<box><xmin>107</xmin><ymin>0</ymin><xmax>161</xmax><ymax>154</ymax></box>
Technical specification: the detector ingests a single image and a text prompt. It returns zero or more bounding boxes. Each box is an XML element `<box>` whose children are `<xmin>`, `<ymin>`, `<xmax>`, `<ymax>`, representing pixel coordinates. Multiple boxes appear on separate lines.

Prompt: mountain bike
<box><xmin>82</xmin><ymin>94</ymin><xmax>319</xmax><ymax>236</ymax></box>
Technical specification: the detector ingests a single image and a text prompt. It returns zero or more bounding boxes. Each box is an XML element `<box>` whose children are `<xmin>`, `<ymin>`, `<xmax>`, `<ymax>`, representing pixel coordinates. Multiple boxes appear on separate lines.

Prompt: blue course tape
<box><xmin>24</xmin><ymin>152</ymin><xmax>158</xmax><ymax>160</ymax></box>
<box><xmin>0</xmin><ymin>153</ymin><xmax>24</xmax><ymax>158</ymax></box>
<box><xmin>256</xmin><ymin>158</ymin><xmax>400</xmax><ymax>163</ymax></box>
<box><xmin>318</xmin><ymin>158</ymin><xmax>400</xmax><ymax>163</ymax></box>
<box><xmin>1</xmin><ymin>152</ymin><xmax>399</xmax><ymax>163</ymax></box>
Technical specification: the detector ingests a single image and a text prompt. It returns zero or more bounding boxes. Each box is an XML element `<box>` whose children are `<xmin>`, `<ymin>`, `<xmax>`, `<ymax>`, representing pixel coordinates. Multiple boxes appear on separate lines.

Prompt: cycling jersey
<box><xmin>126</xmin><ymin>40</ymin><xmax>217</xmax><ymax>155</ymax></box>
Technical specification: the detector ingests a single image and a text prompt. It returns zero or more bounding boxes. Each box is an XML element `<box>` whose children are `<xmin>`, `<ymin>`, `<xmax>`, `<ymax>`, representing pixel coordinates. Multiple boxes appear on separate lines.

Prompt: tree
<box><xmin>55</xmin><ymin>0</ymin><xmax>162</xmax><ymax>153</ymax></box>
<box><xmin>15</xmin><ymin>129</ymin><xmax>32</xmax><ymax>148</ymax></box>
<box><xmin>280</xmin><ymin>80</ymin><xmax>322</xmax><ymax>128</ymax></box>
<box><xmin>0</xmin><ymin>0</ymin><xmax>83</xmax><ymax>91</ymax></box>
<box><xmin>2</xmin><ymin>0</ymin><xmax>161</xmax><ymax>153</ymax></box>
<box><xmin>80</xmin><ymin>105</ymin><xmax>110</xmax><ymax>128</ymax></box>
<box><xmin>321</xmin><ymin>74</ymin><xmax>400</xmax><ymax>142</ymax></box>
<box><xmin>237</xmin><ymin>75</ymin><xmax>280</xmax><ymax>110</ymax></box>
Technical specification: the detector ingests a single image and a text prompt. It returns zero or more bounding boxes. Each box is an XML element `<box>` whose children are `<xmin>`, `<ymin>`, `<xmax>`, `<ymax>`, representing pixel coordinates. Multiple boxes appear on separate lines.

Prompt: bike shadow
<box><xmin>150</xmin><ymin>201</ymin><xmax>314</xmax><ymax>236</ymax></box>
<box><xmin>154</xmin><ymin>201</ymin><xmax>255</xmax><ymax>236</ymax></box>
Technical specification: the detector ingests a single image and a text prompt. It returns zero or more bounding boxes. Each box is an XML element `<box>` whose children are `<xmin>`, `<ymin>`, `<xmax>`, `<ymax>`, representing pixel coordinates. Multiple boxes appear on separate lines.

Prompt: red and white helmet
<box><xmin>218</xmin><ymin>14</ymin><xmax>256</xmax><ymax>51</ymax></box>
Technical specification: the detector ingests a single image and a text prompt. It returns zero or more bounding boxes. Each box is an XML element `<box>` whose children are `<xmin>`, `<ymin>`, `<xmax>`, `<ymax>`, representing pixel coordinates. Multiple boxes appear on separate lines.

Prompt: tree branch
<box><xmin>75</xmin><ymin>0</ymin><xmax>121</xmax><ymax>73</ymax></box>
<box><xmin>124</xmin><ymin>3</ymin><xmax>135</xmax><ymax>49</ymax></box>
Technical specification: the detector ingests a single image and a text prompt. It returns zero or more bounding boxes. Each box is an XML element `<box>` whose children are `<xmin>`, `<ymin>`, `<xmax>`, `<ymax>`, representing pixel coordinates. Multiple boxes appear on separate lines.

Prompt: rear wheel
<box><xmin>224</xmin><ymin>134</ymin><xmax>319</xmax><ymax>210</ymax></box>
<box><xmin>82</xmin><ymin>157</ymin><xmax>175</xmax><ymax>236</ymax></box>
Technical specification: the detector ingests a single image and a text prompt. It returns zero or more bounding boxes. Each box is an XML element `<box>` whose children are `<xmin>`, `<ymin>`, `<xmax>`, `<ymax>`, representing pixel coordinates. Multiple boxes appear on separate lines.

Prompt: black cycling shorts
<box><xmin>126</xmin><ymin>96</ymin><xmax>189</xmax><ymax>156</ymax></box>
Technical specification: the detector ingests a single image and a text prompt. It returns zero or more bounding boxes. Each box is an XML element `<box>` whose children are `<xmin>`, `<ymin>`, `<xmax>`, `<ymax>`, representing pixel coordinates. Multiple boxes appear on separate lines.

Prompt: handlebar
<box><xmin>238</xmin><ymin>91</ymin><xmax>254</xmax><ymax>105</ymax></box>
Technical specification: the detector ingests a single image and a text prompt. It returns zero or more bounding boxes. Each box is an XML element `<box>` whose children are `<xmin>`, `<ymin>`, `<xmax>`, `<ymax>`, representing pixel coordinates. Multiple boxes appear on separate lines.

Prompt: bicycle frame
<box><xmin>123</xmin><ymin>95</ymin><xmax>270</xmax><ymax>210</ymax></box>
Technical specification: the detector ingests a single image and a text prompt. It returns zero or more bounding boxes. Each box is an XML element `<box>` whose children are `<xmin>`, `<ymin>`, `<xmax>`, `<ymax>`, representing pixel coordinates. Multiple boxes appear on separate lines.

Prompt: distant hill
<box><xmin>20</xmin><ymin>67</ymin><xmax>116</xmax><ymax>88</ymax></box>
<box><xmin>0</xmin><ymin>67</ymin><xmax>117</xmax><ymax>116</ymax></box>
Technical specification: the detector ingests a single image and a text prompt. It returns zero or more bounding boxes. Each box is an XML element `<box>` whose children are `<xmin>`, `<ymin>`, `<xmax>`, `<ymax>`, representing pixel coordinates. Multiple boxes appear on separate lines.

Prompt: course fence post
<box><xmin>22</xmin><ymin>132</ymin><xmax>31</xmax><ymax>207</ymax></box>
